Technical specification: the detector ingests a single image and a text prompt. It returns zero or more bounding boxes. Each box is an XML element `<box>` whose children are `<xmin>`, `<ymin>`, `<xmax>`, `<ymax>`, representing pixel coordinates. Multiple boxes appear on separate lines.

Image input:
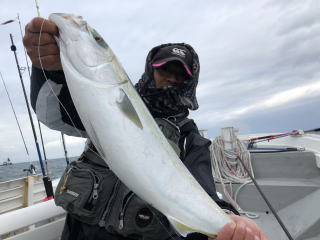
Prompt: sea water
<box><xmin>0</xmin><ymin>157</ymin><xmax>77</xmax><ymax>183</ymax></box>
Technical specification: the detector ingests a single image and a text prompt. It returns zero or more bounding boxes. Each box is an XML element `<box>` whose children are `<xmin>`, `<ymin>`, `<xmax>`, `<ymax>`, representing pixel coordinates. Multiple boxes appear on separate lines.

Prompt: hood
<box><xmin>135</xmin><ymin>43</ymin><xmax>200</xmax><ymax>118</ymax></box>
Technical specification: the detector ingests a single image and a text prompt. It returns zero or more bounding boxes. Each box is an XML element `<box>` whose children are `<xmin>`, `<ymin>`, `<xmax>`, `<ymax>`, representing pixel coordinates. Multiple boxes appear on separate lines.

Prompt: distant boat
<box><xmin>0</xmin><ymin>158</ymin><xmax>13</xmax><ymax>166</ymax></box>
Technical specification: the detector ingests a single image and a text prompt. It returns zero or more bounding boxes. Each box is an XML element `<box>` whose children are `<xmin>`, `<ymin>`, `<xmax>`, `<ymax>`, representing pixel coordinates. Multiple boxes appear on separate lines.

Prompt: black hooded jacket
<box><xmin>30</xmin><ymin>43</ymin><xmax>238</xmax><ymax>240</ymax></box>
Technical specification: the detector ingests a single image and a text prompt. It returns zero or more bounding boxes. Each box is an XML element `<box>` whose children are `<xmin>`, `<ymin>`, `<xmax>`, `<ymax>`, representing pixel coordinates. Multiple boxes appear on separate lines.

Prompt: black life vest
<box><xmin>55</xmin><ymin>117</ymin><xmax>198</xmax><ymax>240</ymax></box>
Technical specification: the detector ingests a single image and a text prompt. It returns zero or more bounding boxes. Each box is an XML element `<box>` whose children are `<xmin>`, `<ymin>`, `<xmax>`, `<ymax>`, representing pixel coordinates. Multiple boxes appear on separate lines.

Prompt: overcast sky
<box><xmin>0</xmin><ymin>0</ymin><xmax>319</xmax><ymax>163</ymax></box>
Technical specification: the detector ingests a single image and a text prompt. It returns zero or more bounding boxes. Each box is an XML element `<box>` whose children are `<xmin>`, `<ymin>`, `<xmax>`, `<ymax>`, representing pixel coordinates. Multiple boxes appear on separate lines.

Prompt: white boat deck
<box><xmin>215</xmin><ymin>151</ymin><xmax>320</xmax><ymax>240</ymax></box>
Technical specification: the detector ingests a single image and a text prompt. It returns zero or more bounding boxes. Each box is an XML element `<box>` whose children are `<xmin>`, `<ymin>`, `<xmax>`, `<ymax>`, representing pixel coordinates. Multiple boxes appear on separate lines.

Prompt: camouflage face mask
<box><xmin>140</xmin><ymin>84</ymin><xmax>192</xmax><ymax>118</ymax></box>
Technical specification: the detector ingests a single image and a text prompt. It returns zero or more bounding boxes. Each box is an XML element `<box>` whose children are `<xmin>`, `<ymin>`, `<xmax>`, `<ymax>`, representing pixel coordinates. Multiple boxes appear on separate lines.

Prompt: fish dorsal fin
<box><xmin>117</xmin><ymin>88</ymin><xmax>143</xmax><ymax>129</ymax></box>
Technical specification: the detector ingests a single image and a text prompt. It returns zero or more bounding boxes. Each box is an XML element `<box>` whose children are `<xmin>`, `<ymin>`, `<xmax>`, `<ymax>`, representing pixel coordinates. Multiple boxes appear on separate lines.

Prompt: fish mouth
<box><xmin>49</xmin><ymin>13</ymin><xmax>89</xmax><ymax>34</ymax></box>
<box><xmin>50</xmin><ymin>13</ymin><xmax>86</xmax><ymax>25</ymax></box>
<box><xmin>50</xmin><ymin>13</ymin><xmax>106</xmax><ymax>49</ymax></box>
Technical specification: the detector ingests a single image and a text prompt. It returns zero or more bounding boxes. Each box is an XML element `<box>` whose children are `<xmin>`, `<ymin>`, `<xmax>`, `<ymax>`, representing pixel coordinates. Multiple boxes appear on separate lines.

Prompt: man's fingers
<box><xmin>213</xmin><ymin>215</ymin><xmax>268</xmax><ymax>240</ymax></box>
<box><xmin>23</xmin><ymin>17</ymin><xmax>62</xmax><ymax>71</ymax></box>
<box><xmin>245</xmin><ymin>227</ymin><xmax>256</xmax><ymax>240</ymax></box>
<box><xmin>232</xmin><ymin>222</ymin><xmax>247</xmax><ymax>240</ymax></box>
<box><xmin>23</xmin><ymin>32</ymin><xmax>57</xmax><ymax>46</ymax></box>
<box><xmin>27</xmin><ymin>44</ymin><xmax>59</xmax><ymax>58</ymax></box>
<box><xmin>215</xmin><ymin>222</ymin><xmax>236</xmax><ymax>240</ymax></box>
<box><xmin>260</xmin><ymin>232</ymin><xmax>268</xmax><ymax>240</ymax></box>
<box><xmin>26</xmin><ymin>17</ymin><xmax>59</xmax><ymax>36</ymax></box>
<box><xmin>229</xmin><ymin>215</ymin><xmax>264</xmax><ymax>239</ymax></box>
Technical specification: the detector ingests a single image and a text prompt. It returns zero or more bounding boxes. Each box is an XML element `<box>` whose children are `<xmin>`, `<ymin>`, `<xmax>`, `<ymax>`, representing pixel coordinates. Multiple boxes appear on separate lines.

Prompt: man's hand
<box><xmin>209</xmin><ymin>215</ymin><xmax>268</xmax><ymax>240</ymax></box>
<box><xmin>23</xmin><ymin>17</ymin><xmax>62</xmax><ymax>71</ymax></box>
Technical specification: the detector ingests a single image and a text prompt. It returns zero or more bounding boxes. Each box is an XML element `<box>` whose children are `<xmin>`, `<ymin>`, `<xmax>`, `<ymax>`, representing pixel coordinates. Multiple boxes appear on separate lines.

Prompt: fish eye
<box><xmin>88</xmin><ymin>28</ymin><xmax>109</xmax><ymax>48</ymax></box>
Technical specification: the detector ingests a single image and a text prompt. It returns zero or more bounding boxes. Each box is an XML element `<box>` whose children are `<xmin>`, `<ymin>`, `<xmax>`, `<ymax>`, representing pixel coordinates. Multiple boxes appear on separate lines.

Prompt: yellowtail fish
<box><xmin>49</xmin><ymin>13</ymin><xmax>231</xmax><ymax>237</ymax></box>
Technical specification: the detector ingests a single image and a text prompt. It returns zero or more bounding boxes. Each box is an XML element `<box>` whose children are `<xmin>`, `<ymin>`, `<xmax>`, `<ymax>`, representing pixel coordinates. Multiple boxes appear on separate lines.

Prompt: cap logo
<box><xmin>172</xmin><ymin>48</ymin><xmax>186</xmax><ymax>58</ymax></box>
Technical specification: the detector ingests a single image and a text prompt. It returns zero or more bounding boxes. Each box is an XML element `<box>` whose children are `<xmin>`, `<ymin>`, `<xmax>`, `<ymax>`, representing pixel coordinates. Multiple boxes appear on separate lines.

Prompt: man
<box><xmin>24</xmin><ymin>17</ymin><xmax>267</xmax><ymax>240</ymax></box>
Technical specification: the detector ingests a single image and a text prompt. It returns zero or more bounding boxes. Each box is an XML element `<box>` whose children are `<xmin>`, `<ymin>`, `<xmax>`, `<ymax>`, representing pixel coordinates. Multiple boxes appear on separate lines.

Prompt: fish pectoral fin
<box><xmin>167</xmin><ymin>216</ymin><xmax>217</xmax><ymax>238</ymax></box>
<box><xmin>116</xmin><ymin>88</ymin><xmax>143</xmax><ymax>129</ymax></box>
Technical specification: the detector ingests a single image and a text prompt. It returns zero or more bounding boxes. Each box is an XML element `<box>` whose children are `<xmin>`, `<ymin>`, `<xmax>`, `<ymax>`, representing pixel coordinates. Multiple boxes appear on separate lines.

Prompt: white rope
<box><xmin>210</xmin><ymin>130</ymin><xmax>259</xmax><ymax>218</ymax></box>
<box><xmin>211</xmin><ymin>135</ymin><xmax>253</xmax><ymax>183</ymax></box>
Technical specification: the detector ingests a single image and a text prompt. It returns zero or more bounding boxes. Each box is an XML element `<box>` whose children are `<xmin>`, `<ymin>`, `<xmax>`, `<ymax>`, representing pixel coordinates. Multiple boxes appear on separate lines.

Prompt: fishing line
<box><xmin>0</xmin><ymin>71</ymin><xmax>30</xmax><ymax>159</ymax></box>
<box><xmin>236</xmin><ymin>155</ymin><xmax>293</xmax><ymax>240</ymax></box>
<box><xmin>36</xmin><ymin>18</ymin><xmax>145</xmax><ymax>166</ymax></box>
<box><xmin>38</xmin><ymin>19</ymin><xmax>91</xmax><ymax>143</ymax></box>
<box><xmin>0</xmin><ymin>16</ymin><xmax>32</xmax><ymax>164</ymax></box>
<box><xmin>16</xmin><ymin>13</ymin><xmax>50</xmax><ymax>173</ymax></box>
<box><xmin>17</xmin><ymin>13</ymin><xmax>31</xmax><ymax>81</ymax></box>
<box><xmin>37</xmin><ymin>19</ymin><xmax>105</xmax><ymax>163</ymax></box>
<box><xmin>34</xmin><ymin>1</ymin><xmax>70</xmax><ymax>170</ymax></box>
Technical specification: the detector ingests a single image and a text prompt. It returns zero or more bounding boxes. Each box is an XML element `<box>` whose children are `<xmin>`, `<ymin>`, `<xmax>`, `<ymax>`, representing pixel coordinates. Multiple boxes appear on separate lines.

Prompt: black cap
<box><xmin>151</xmin><ymin>45</ymin><xmax>193</xmax><ymax>76</ymax></box>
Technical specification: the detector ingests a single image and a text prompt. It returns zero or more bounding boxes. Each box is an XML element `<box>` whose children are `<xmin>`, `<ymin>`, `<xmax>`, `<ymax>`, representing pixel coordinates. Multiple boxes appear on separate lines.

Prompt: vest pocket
<box><xmin>100</xmin><ymin>182</ymin><xmax>174</xmax><ymax>240</ymax></box>
<box><xmin>55</xmin><ymin>160</ymin><xmax>118</xmax><ymax>225</ymax></box>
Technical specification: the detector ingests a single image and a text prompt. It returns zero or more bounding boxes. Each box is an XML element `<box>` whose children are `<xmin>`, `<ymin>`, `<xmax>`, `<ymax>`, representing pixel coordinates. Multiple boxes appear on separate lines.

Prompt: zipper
<box><xmin>118</xmin><ymin>191</ymin><xmax>135</xmax><ymax>230</ymax></box>
<box><xmin>99</xmin><ymin>179</ymin><xmax>121</xmax><ymax>227</ymax></box>
<box><xmin>88</xmin><ymin>173</ymin><xmax>100</xmax><ymax>202</ymax></box>
<box><xmin>72</xmin><ymin>166</ymin><xmax>101</xmax><ymax>205</ymax></box>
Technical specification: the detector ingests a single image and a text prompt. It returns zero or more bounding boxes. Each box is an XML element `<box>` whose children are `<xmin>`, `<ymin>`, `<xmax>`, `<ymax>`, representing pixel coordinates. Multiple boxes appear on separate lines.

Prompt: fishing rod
<box><xmin>304</xmin><ymin>127</ymin><xmax>320</xmax><ymax>133</ymax></box>
<box><xmin>38</xmin><ymin>120</ymin><xmax>49</xmax><ymax>174</ymax></box>
<box><xmin>248</xmin><ymin>127</ymin><xmax>320</xmax><ymax>143</ymax></box>
<box><xmin>17</xmin><ymin>14</ymin><xmax>31</xmax><ymax>77</ymax></box>
<box><xmin>9</xmin><ymin>34</ymin><xmax>54</xmax><ymax>199</ymax></box>
<box><xmin>236</xmin><ymin>155</ymin><xmax>294</xmax><ymax>240</ymax></box>
<box><xmin>16</xmin><ymin>13</ymin><xmax>50</xmax><ymax>175</ymax></box>
<box><xmin>0</xmin><ymin>71</ymin><xmax>30</xmax><ymax>156</ymax></box>
<box><xmin>248</xmin><ymin>147</ymin><xmax>302</xmax><ymax>153</ymax></box>
<box><xmin>1</xmin><ymin>14</ymin><xmax>50</xmax><ymax>175</ymax></box>
<box><xmin>61</xmin><ymin>133</ymin><xmax>70</xmax><ymax>165</ymax></box>
<box><xmin>34</xmin><ymin>0</ymin><xmax>41</xmax><ymax>17</ymax></box>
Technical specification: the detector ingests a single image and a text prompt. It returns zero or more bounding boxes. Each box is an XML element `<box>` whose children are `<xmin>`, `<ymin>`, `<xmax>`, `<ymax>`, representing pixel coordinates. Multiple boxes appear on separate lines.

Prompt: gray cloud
<box><xmin>0</xmin><ymin>0</ymin><xmax>319</xmax><ymax>162</ymax></box>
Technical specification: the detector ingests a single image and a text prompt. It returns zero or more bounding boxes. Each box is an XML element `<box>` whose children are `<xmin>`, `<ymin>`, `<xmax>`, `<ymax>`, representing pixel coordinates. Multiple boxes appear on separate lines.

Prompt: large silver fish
<box><xmin>49</xmin><ymin>13</ymin><xmax>231</xmax><ymax>237</ymax></box>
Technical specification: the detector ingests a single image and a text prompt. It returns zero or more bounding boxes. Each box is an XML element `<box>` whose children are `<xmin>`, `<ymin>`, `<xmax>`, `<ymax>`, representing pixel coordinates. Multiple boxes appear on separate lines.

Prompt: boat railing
<box><xmin>0</xmin><ymin>199</ymin><xmax>65</xmax><ymax>240</ymax></box>
<box><xmin>0</xmin><ymin>174</ymin><xmax>54</xmax><ymax>214</ymax></box>
<box><xmin>0</xmin><ymin>175</ymin><xmax>65</xmax><ymax>239</ymax></box>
